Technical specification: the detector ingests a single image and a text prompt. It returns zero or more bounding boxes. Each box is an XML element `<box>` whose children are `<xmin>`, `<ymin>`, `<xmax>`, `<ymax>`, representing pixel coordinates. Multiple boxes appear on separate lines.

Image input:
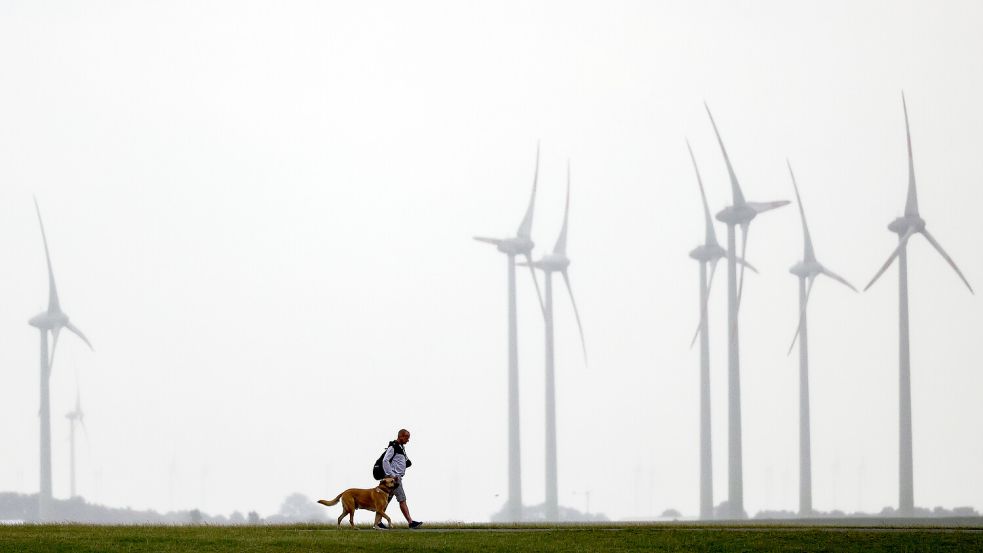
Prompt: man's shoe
<box><xmin>375</xmin><ymin>522</ymin><xmax>388</xmax><ymax>530</ymax></box>
<box><xmin>408</xmin><ymin>521</ymin><xmax>423</xmax><ymax>529</ymax></box>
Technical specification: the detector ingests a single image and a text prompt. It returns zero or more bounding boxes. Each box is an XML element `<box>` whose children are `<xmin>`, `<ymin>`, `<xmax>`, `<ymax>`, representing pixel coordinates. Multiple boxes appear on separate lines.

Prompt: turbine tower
<box><xmin>863</xmin><ymin>95</ymin><xmax>973</xmax><ymax>517</ymax></box>
<box><xmin>474</xmin><ymin>146</ymin><xmax>546</xmax><ymax>521</ymax></box>
<box><xmin>706</xmin><ymin>105</ymin><xmax>789</xmax><ymax>519</ymax></box>
<box><xmin>685</xmin><ymin>140</ymin><xmax>757</xmax><ymax>520</ymax></box>
<box><xmin>523</xmin><ymin>162</ymin><xmax>587</xmax><ymax>521</ymax></box>
<box><xmin>65</xmin><ymin>383</ymin><xmax>86</xmax><ymax>499</ymax></box>
<box><xmin>785</xmin><ymin>161</ymin><xmax>857</xmax><ymax>516</ymax></box>
<box><xmin>29</xmin><ymin>199</ymin><xmax>94</xmax><ymax>520</ymax></box>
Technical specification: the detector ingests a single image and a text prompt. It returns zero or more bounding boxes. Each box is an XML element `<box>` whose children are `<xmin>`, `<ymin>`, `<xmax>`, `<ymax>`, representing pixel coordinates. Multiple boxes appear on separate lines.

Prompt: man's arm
<box><xmin>381</xmin><ymin>446</ymin><xmax>396</xmax><ymax>477</ymax></box>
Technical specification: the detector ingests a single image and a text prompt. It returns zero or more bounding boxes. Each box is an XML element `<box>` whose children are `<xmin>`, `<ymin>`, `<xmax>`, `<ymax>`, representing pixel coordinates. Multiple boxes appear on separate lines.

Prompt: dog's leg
<box><xmin>380</xmin><ymin>512</ymin><xmax>393</xmax><ymax>527</ymax></box>
<box><xmin>348</xmin><ymin>509</ymin><xmax>355</xmax><ymax>528</ymax></box>
<box><xmin>337</xmin><ymin>511</ymin><xmax>346</xmax><ymax>527</ymax></box>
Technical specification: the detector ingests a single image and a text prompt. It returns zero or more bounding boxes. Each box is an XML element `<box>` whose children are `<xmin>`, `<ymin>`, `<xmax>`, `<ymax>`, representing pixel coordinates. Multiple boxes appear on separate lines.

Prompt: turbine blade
<box><xmin>787</xmin><ymin>276</ymin><xmax>816</xmax><ymax>355</ymax></box>
<box><xmin>33</xmin><ymin>198</ymin><xmax>61</xmax><ymax>314</ymax></box>
<box><xmin>707</xmin><ymin>258</ymin><xmax>720</xmax><ymax>293</ymax></box>
<box><xmin>686</xmin><ymin>139</ymin><xmax>718</xmax><ymax>246</ymax></box>
<box><xmin>902</xmin><ymin>93</ymin><xmax>919</xmax><ymax>217</ymax></box>
<box><xmin>787</xmin><ymin>160</ymin><xmax>816</xmax><ymax>261</ymax></box>
<box><xmin>704</xmin><ymin>103</ymin><xmax>746</xmax><ymax>206</ymax></box>
<box><xmin>561</xmin><ymin>270</ymin><xmax>588</xmax><ymax>367</ymax></box>
<box><xmin>864</xmin><ymin>228</ymin><xmax>915</xmax><ymax>291</ymax></box>
<box><xmin>553</xmin><ymin>161</ymin><xmax>571</xmax><ymax>255</ymax></box>
<box><xmin>746</xmin><ymin>200</ymin><xmax>790</xmax><ymax>214</ymax></box>
<box><xmin>690</xmin><ymin>259</ymin><xmax>718</xmax><ymax>350</ymax></box>
<box><xmin>523</xmin><ymin>253</ymin><xmax>546</xmax><ymax>316</ymax></box>
<box><xmin>820</xmin><ymin>266</ymin><xmax>858</xmax><ymax>292</ymax></box>
<box><xmin>920</xmin><ymin>229</ymin><xmax>974</xmax><ymax>293</ymax></box>
<box><xmin>516</xmin><ymin>143</ymin><xmax>540</xmax><ymax>239</ymax></box>
<box><xmin>49</xmin><ymin>326</ymin><xmax>62</xmax><ymax>374</ymax></box>
<box><xmin>689</xmin><ymin>320</ymin><xmax>702</xmax><ymax>350</ymax></box>
<box><xmin>736</xmin><ymin>255</ymin><xmax>759</xmax><ymax>274</ymax></box>
<box><xmin>66</xmin><ymin>322</ymin><xmax>94</xmax><ymax>351</ymax></box>
<box><xmin>736</xmin><ymin>223</ymin><xmax>749</xmax><ymax>309</ymax></box>
<box><xmin>473</xmin><ymin>236</ymin><xmax>503</xmax><ymax>246</ymax></box>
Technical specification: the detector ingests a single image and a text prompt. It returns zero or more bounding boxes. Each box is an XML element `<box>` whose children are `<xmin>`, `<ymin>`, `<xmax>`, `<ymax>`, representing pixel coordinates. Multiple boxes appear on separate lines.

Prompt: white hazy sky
<box><xmin>1</xmin><ymin>1</ymin><xmax>981</xmax><ymax>522</ymax></box>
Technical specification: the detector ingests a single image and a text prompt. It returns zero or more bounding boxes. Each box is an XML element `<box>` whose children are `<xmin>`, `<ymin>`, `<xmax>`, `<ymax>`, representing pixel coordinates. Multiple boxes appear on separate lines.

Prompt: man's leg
<box><xmin>393</xmin><ymin>481</ymin><xmax>415</xmax><ymax>524</ymax></box>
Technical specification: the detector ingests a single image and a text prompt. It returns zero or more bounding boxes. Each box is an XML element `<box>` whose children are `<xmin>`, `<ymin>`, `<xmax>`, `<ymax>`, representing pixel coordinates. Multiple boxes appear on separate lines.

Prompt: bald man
<box><xmin>380</xmin><ymin>428</ymin><xmax>423</xmax><ymax>529</ymax></box>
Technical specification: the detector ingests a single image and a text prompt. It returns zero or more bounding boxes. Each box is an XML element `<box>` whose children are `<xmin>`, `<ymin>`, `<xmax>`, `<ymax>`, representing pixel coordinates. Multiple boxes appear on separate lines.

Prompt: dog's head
<box><xmin>379</xmin><ymin>477</ymin><xmax>397</xmax><ymax>491</ymax></box>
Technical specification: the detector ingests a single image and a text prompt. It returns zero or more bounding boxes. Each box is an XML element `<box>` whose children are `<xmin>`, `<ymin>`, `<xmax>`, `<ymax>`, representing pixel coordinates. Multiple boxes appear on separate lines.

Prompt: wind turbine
<box><xmin>785</xmin><ymin>161</ymin><xmax>857</xmax><ymax>516</ymax></box>
<box><xmin>474</xmin><ymin>146</ymin><xmax>546</xmax><ymax>521</ymax></box>
<box><xmin>863</xmin><ymin>95</ymin><xmax>973</xmax><ymax>517</ymax></box>
<box><xmin>65</xmin><ymin>382</ymin><xmax>86</xmax><ymax>499</ymax></box>
<box><xmin>28</xmin><ymin>198</ymin><xmax>94</xmax><ymax>520</ymax></box>
<box><xmin>706</xmin><ymin>105</ymin><xmax>789</xmax><ymax>518</ymax></box>
<box><xmin>686</xmin><ymin>140</ymin><xmax>757</xmax><ymax>520</ymax></box>
<box><xmin>522</xmin><ymin>162</ymin><xmax>587</xmax><ymax>521</ymax></box>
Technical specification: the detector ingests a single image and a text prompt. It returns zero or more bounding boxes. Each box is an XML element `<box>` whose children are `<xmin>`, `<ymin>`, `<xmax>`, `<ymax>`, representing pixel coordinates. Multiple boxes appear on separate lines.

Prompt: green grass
<box><xmin>1</xmin><ymin>523</ymin><xmax>981</xmax><ymax>552</ymax></box>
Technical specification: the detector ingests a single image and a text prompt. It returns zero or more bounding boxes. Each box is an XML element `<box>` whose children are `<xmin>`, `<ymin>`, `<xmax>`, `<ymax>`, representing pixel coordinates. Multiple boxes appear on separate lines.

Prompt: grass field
<box><xmin>2</xmin><ymin>522</ymin><xmax>982</xmax><ymax>552</ymax></box>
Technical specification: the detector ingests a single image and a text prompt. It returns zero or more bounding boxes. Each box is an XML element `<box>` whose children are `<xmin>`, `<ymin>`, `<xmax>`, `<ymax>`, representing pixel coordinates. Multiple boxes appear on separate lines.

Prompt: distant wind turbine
<box><xmin>522</xmin><ymin>162</ymin><xmax>587</xmax><ymax>521</ymax></box>
<box><xmin>685</xmin><ymin>140</ymin><xmax>757</xmax><ymax>520</ymax></box>
<box><xmin>705</xmin><ymin>105</ymin><xmax>789</xmax><ymax>518</ymax></box>
<box><xmin>474</xmin><ymin>146</ymin><xmax>546</xmax><ymax>521</ymax></box>
<box><xmin>686</xmin><ymin>140</ymin><xmax>758</xmax><ymax>520</ymax></box>
<box><xmin>863</xmin><ymin>94</ymin><xmax>973</xmax><ymax>517</ymax></box>
<box><xmin>785</xmin><ymin>161</ymin><xmax>857</xmax><ymax>516</ymax></box>
<box><xmin>29</xmin><ymin>198</ymin><xmax>94</xmax><ymax>520</ymax></box>
<box><xmin>65</xmin><ymin>382</ymin><xmax>87</xmax><ymax>499</ymax></box>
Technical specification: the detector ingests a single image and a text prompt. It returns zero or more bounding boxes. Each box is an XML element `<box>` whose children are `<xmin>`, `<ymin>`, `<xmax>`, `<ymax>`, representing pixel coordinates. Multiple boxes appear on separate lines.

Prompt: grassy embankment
<box><xmin>2</xmin><ymin>522</ymin><xmax>982</xmax><ymax>552</ymax></box>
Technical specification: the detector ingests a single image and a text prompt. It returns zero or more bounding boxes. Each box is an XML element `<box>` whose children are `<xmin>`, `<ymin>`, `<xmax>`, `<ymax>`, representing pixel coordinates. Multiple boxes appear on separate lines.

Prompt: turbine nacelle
<box><xmin>474</xmin><ymin>236</ymin><xmax>535</xmax><ymax>256</ymax></box>
<box><xmin>689</xmin><ymin>243</ymin><xmax>726</xmax><ymax>263</ymax></box>
<box><xmin>789</xmin><ymin>260</ymin><xmax>823</xmax><ymax>279</ymax></box>
<box><xmin>29</xmin><ymin>311</ymin><xmax>69</xmax><ymax>330</ymax></box>
<box><xmin>716</xmin><ymin>201</ymin><xmax>790</xmax><ymax>226</ymax></box>
<box><xmin>888</xmin><ymin>215</ymin><xmax>925</xmax><ymax>236</ymax></box>
<box><xmin>715</xmin><ymin>204</ymin><xmax>757</xmax><ymax>226</ymax></box>
<box><xmin>526</xmin><ymin>252</ymin><xmax>570</xmax><ymax>273</ymax></box>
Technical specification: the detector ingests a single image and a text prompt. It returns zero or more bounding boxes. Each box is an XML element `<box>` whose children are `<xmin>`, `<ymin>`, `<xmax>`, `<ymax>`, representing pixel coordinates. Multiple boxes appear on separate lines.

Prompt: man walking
<box><xmin>381</xmin><ymin>428</ymin><xmax>423</xmax><ymax>529</ymax></box>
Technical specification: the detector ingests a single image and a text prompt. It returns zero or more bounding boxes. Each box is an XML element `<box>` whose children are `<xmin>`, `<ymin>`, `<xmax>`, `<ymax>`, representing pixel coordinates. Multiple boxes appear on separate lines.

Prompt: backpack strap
<box><xmin>392</xmin><ymin>442</ymin><xmax>411</xmax><ymax>463</ymax></box>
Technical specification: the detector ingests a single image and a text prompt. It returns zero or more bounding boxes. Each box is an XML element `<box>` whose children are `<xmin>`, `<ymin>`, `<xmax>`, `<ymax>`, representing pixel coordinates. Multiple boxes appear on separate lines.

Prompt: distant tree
<box><xmin>752</xmin><ymin>509</ymin><xmax>795</xmax><ymax>520</ymax></box>
<box><xmin>189</xmin><ymin>509</ymin><xmax>203</xmax><ymax>524</ymax></box>
<box><xmin>229</xmin><ymin>511</ymin><xmax>245</xmax><ymax>524</ymax></box>
<box><xmin>660</xmin><ymin>509</ymin><xmax>682</xmax><ymax>519</ymax></box>
<box><xmin>247</xmin><ymin>511</ymin><xmax>261</xmax><ymax>524</ymax></box>
<box><xmin>278</xmin><ymin>493</ymin><xmax>325</xmax><ymax>522</ymax></box>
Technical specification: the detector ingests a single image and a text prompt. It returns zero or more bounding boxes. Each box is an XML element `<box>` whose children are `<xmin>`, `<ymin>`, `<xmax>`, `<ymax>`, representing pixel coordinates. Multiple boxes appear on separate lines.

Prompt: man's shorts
<box><xmin>391</xmin><ymin>480</ymin><xmax>407</xmax><ymax>503</ymax></box>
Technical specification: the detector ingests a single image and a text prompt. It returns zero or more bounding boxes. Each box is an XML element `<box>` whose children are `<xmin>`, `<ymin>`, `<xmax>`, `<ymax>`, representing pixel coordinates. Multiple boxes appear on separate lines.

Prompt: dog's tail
<box><xmin>317</xmin><ymin>494</ymin><xmax>343</xmax><ymax>508</ymax></box>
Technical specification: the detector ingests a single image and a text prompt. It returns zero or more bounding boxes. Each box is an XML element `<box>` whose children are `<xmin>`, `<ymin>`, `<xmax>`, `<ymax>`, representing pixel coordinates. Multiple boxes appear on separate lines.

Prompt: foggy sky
<box><xmin>1</xmin><ymin>1</ymin><xmax>981</xmax><ymax>522</ymax></box>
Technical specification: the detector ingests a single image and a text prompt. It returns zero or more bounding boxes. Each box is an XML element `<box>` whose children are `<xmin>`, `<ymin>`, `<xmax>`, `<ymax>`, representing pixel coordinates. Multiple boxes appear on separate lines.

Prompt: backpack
<box><xmin>372</xmin><ymin>441</ymin><xmax>412</xmax><ymax>480</ymax></box>
<box><xmin>372</xmin><ymin>450</ymin><xmax>387</xmax><ymax>480</ymax></box>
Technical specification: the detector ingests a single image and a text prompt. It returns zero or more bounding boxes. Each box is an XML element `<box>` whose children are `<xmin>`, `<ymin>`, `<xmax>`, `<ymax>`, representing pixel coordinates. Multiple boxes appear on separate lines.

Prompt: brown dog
<box><xmin>317</xmin><ymin>477</ymin><xmax>397</xmax><ymax>528</ymax></box>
